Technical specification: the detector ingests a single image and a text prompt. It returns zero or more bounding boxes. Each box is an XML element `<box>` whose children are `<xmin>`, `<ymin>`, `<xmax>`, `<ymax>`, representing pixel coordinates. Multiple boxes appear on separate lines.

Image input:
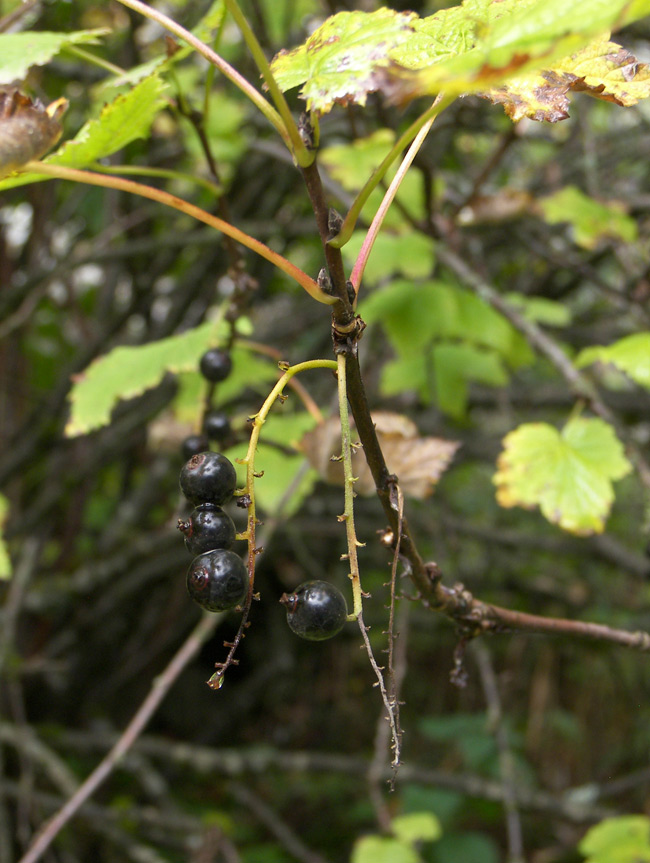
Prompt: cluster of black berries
<box><xmin>182</xmin><ymin>348</ymin><xmax>234</xmax><ymax>461</ymax></box>
<box><xmin>179</xmin><ymin>347</ymin><xmax>348</xmax><ymax>640</ymax></box>
<box><xmin>179</xmin><ymin>450</ymin><xmax>247</xmax><ymax>612</ymax></box>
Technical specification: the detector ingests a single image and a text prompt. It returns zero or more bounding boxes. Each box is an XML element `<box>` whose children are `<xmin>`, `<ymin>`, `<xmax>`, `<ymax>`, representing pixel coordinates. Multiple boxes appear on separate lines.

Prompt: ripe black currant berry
<box><xmin>178</xmin><ymin>505</ymin><xmax>236</xmax><ymax>556</ymax></box>
<box><xmin>180</xmin><ymin>451</ymin><xmax>237</xmax><ymax>506</ymax></box>
<box><xmin>187</xmin><ymin>549</ymin><xmax>248</xmax><ymax>612</ymax></box>
<box><xmin>203</xmin><ymin>410</ymin><xmax>231</xmax><ymax>442</ymax></box>
<box><xmin>182</xmin><ymin>434</ymin><xmax>210</xmax><ymax>461</ymax></box>
<box><xmin>279</xmin><ymin>580</ymin><xmax>348</xmax><ymax>641</ymax></box>
<box><xmin>199</xmin><ymin>348</ymin><xmax>232</xmax><ymax>383</ymax></box>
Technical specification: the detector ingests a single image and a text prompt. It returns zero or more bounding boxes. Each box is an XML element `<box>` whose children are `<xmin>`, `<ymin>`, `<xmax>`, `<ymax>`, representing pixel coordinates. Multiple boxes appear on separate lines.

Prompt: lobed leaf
<box><xmin>493</xmin><ymin>417</ymin><xmax>632</xmax><ymax>534</ymax></box>
<box><xmin>270</xmin><ymin>0</ymin><xmax>650</xmax><ymax>115</ymax></box>
<box><xmin>66</xmin><ymin>319</ymin><xmax>228</xmax><ymax>437</ymax></box>
<box><xmin>0</xmin><ymin>29</ymin><xmax>107</xmax><ymax>84</ymax></box>
<box><xmin>270</xmin><ymin>8</ymin><xmax>417</xmax><ymax>113</ymax></box>
<box><xmin>576</xmin><ymin>333</ymin><xmax>650</xmax><ymax>389</ymax></box>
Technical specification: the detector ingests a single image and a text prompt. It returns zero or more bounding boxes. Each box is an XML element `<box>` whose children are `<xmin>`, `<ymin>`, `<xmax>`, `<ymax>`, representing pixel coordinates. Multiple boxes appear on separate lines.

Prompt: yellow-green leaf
<box><xmin>392</xmin><ymin>812</ymin><xmax>442</xmax><ymax>844</ymax></box>
<box><xmin>66</xmin><ymin>319</ymin><xmax>227</xmax><ymax>437</ymax></box>
<box><xmin>579</xmin><ymin>815</ymin><xmax>650</xmax><ymax>863</ymax></box>
<box><xmin>493</xmin><ymin>417</ymin><xmax>632</xmax><ymax>535</ymax></box>
<box><xmin>537</xmin><ymin>186</ymin><xmax>637</xmax><ymax>248</ymax></box>
<box><xmin>576</xmin><ymin>333</ymin><xmax>650</xmax><ymax>389</ymax></box>
<box><xmin>0</xmin><ymin>29</ymin><xmax>107</xmax><ymax>84</ymax></box>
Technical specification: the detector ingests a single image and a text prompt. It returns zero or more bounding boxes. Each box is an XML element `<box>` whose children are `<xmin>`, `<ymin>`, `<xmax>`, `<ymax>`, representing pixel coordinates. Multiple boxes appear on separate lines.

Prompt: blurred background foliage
<box><xmin>1</xmin><ymin>0</ymin><xmax>650</xmax><ymax>861</ymax></box>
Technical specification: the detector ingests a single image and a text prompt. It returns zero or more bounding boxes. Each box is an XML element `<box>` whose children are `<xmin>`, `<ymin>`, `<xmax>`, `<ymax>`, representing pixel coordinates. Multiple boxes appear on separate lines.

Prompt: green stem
<box><xmin>337</xmin><ymin>353</ymin><xmax>363</xmax><ymax>619</ymax></box>
<box><xmin>241</xmin><ymin>359</ymin><xmax>338</xmax><ymax>541</ymax></box>
<box><xmin>115</xmin><ymin>0</ymin><xmax>293</xmax><ymax>153</ymax></box>
<box><xmin>328</xmin><ymin>94</ymin><xmax>453</xmax><ymax>250</ymax></box>
<box><xmin>222</xmin><ymin>0</ymin><xmax>312</xmax><ymax>167</ymax></box>
<box><xmin>89</xmin><ymin>162</ymin><xmax>222</xmax><ymax>198</ymax></box>
<box><xmin>24</xmin><ymin>162</ymin><xmax>335</xmax><ymax>306</ymax></box>
<box><xmin>63</xmin><ymin>45</ymin><xmax>126</xmax><ymax>76</ymax></box>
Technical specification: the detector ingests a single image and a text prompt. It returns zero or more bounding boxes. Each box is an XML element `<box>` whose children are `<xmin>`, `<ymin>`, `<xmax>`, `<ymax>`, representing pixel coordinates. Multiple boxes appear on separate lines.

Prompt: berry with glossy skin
<box><xmin>199</xmin><ymin>348</ymin><xmax>232</xmax><ymax>383</ymax></box>
<box><xmin>279</xmin><ymin>580</ymin><xmax>348</xmax><ymax>641</ymax></box>
<box><xmin>181</xmin><ymin>434</ymin><xmax>210</xmax><ymax>461</ymax></box>
<box><xmin>178</xmin><ymin>505</ymin><xmax>236</xmax><ymax>556</ymax></box>
<box><xmin>187</xmin><ymin>549</ymin><xmax>248</xmax><ymax>612</ymax></box>
<box><xmin>180</xmin><ymin>451</ymin><xmax>237</xmax><ymax>506</ymax></box>
<box><xmin>203</xmin><ymin>410</ymin><xmax>231</xmax><ymax>443</ymax></box>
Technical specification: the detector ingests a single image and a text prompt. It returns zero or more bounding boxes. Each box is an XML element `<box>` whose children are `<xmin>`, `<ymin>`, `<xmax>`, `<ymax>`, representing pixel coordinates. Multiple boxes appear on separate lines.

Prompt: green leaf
<box><xmin>351</xmin><ymin>835</ymin><xmax>420</xmax><ymax>863</ymax></box>
<box><xmin>49</xmin><ymin>74</ymin><xmax>169</xmax><ymax>168</ymax></box>
<box><xmin>361</xmin><ymin>279</ymin><xmax>532</xmax><ymax>368</ymax></box>
<box><xmin>0</xmin><ymin>494</ymin><xmax>11</xmax><ymax>580</ymax></box>
<box><xmin>270</xmin><ymin>8</ymin><xmax>417</xmax><ymax>113</ymax></box>
<box><xmin>493</xmin><ymin>417</ymin><xmax>632</xmax><ymax>534</ymax></box>
<box><xmin>433</xmin><ymin>343</ymin><xmax>508</xmax><ymax>418</ymax></box>
<box><xmin>230</xmin><ymin>413</ymin><xmax>319</xmax><ymax>517</ymax></box>
<box><xmin>432</xmin><ymin>832</ymin><xmax>501</xmax><ymax>863</ymax></box>
<box><xmin>538</xmin><ymin>186</ymin><xmax>637</xmax><ymax>249</ymax></box>
<box><xmin>0</xmin><ymin>30</ymin><xmax>107</xmax><ymax>84</ymax></box>
<box><xmin>576</xmin><ymin>333</ymin><xmax>650</xmax><ymax>389</ymax></box>
<box><xmin>320</xmin><ymin>130</ymin><xmax>396</xmax><ymax>191</ymax></box>
<box><xmin>392</xmin><ymin>812</ymin><xmax>442</xmax><ymax>844</ymax></box>
<box><xmin>66</xmin><ymin>319</ymin><xmax>228</xmax><ymax>437</ymax></box>
<box><xmin>579</xmin><ymin>815</ymin><xmax>650</xmax><ymax>863</ymax></box>
<box><xmin>0</xmin><ymin>74</ymin><xmax>169</xmax><ymax>190</ymax></box>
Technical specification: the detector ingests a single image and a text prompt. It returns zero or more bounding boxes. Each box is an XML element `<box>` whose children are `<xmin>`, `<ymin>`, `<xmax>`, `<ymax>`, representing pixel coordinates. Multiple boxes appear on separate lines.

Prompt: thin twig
<box><xmin>473</xmin><ymin>642</ymin><xmax>525</xmax><ymax>863</ymax></box>
<box><xmin>17</xmin><ymin>612</ymin><xmax>221</xmax><ymax>863</ymax></box>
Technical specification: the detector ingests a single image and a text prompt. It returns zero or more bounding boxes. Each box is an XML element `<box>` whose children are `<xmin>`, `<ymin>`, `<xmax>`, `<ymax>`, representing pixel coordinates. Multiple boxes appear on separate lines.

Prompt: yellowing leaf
<box><xmin>493</xmin><ymin>418</ymin><xmax>632</xmax><ymax>534</ymax></box>
<box><xmin>487</xmin><ymin>39</ymin><xmax>650</xmax><ymax>121</ymax></box>
<box><xmin>270</xmin><ymin>0</ymin><xmax>650</xmax><ymax>116</ymax></box>
<box><xmin>576</xmin><ymin>333</ymin><xmax>650</xmax><ymax>389</ymax></box>
<box><xmin>579</xmin><ymin>815</ymin><xmax>650</xmax><ymax>863</ymax></box>
<box><xmin>537</xmin><ymin>186</ymin><xmax>637</xmax><ymax>248</ymax></box>
<box><xmin>300</xmin><ymin>411</ymin><xmax>459</xmax><ymax>498</ymax></box>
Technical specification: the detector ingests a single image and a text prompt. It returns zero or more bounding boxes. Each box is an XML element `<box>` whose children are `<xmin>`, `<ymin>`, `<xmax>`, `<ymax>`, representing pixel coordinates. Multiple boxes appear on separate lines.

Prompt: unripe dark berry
<box><xmin>280</xmin><ymin>580</ymin><xmax>348</xmax><ymax>641</ymax></box>
<box><xmin>182</xmin><ymin>434</ymin><xmax>210</xmax><ymax>461</ymax></box>
<box><xmin>200</xmin><ymin>348</ymin><xmax>232</xmax><ymax>383</ymax></box>
<box><xmin>178</xmin><ymin>505</ymin><xmax>236</xmax><ymax>556</ymax></box>
<box><xmin>187</xmin><ymin>549</ymin><xmax>248</xmax><ymax>612</ymax></box>
<box><xmin>203</xmin><ymin>410</ymin><xmax>231</xmax><ymax>442</ymax></box>
<box><xmin>180</xmin><ymin>451</ymin><xmax>237</xmax><ymax>506</ymax></box>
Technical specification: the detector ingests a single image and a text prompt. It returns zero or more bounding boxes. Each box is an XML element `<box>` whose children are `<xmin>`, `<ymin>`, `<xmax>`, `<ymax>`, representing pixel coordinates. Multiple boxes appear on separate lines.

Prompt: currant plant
<box><xmin>2</xmin><ymin>0</ymin><xmax>650</xmax><ymax>859</ymax></box>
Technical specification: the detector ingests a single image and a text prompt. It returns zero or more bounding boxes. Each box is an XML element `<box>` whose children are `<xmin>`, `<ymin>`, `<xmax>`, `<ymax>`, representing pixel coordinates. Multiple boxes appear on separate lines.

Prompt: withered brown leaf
<box><xmin>299</xmin><ymin>411</ymin><xmax>460</xmax><ymax>499</ymax></box>
<box><xmin>0</xmin><ymin>89</ymin><xmax>68</xmax><ymax>179</ymax></box>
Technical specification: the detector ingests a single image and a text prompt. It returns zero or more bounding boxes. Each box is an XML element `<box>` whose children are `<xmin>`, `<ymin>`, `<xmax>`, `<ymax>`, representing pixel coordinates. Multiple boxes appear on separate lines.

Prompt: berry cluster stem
<box><xmin>336</xmin><ymin>353</ymin><xmax>364</xmax><ymax>619</ymax></box>
<box><xmin>207</xmin><ymin>359</ymin><xmax>338</xmax><ymax>688</ymax></box>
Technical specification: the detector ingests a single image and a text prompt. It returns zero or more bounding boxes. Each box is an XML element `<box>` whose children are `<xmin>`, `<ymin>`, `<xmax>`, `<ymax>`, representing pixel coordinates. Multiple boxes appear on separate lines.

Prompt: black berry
<box><xmin>203</xmin><ymin>410</ymin><xmax>231</xmax><ymax>442</ymax></box>
<box><xmin>178</xmin><ymin>505</ymin><xmax>236</xmax><ymax>556</ymax></box>
<box><xmin>187</xmin><ymin>549</ymin><xmax>248</xmax><ymax>612</ymax></box>
<box><xmin>280</xmin><ymin>580</ymin><xmax>348</xmax><ymax>641</ymax></box>
<box><xmin>180</xmin><ymin>451</ymin><xmax>237</xmax><ymax>506</ymax></box>
<box><xmin>182</xmin><ymin>434</ymin><xmax>210</xmax><ymax>461</ymax></box>
<box><xmin>200</xmin><ymin>348</ymin><xmax>232</xmax><ymax>383</ymax></box>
